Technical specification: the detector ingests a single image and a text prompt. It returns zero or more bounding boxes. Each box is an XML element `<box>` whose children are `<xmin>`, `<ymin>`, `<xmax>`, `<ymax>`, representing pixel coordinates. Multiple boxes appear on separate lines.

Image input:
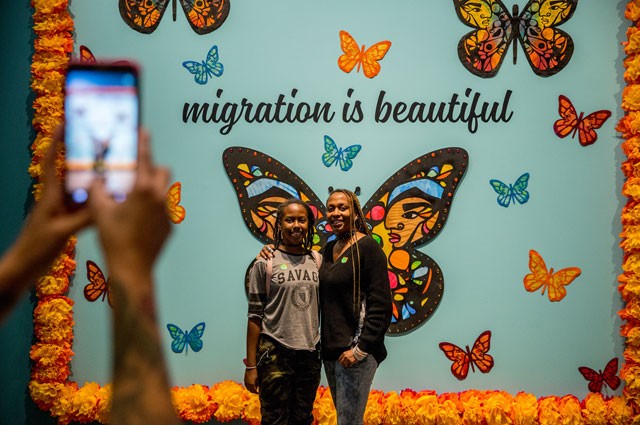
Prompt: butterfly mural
<box><xmin>489</xmin><ymin>173</ymin><xmax>530</xmax><ymax>207</ymax></box>
<box><xmin>453</xmin><ymin>0</ymin><xmax>578</xmax><ymax>78</ymax></box>
<box><xmin>553</xmin><ymin>95</ymin><xmax>612</xmax><ymax>146</ymax></box>
<box><xmin>223</xmin><ymin>146</ymin><xmax>469</xmax><ymax>334</ymax></box>
<box><xmin>183</xmin><ymin>45</ymin><xmax>224</xmax><ymax>85</ymax></box>
<box><xmin>578</xmin><ymin>358</ymin><xmax>621</xmax><ymax>397</ymax></box>
<box><xmin>321</xmin><ymin>135</ymin><xmax>362</xmax><ymax>172</ymax></box>
<box><xmin>84</xmin><ymin>260</ymin><xmax>112</xmax><ymax>307</ymax></box>
<box><xmin>167</xmin><ymin>181</ymin><xmax>186</xmax><ymax>224</ymax></box>
<box><xmin>119</xmin><ymin>0</ymin><xmax>230</xmax><ymax>35</ymax></box>
<box><xmin>79</xmin><ymin>45</ymin><xmax>97</xmax><ymax>64</ymax></box>
<box><xmin>338</xmin><ymin>30</ymin><xmax>392</xmax><ymax>79</ymax></box>
<box><xmin>166</xmin><ymin>322</ymin><xmax>206</xmax><ymax>354</ymax></box>
<box><xmin>523</xmin><ymin>249</ymin><xmax>581</xmax><ymax>301</ymax></box>
<box><xmin>439</xmin><ymin>330</ymin><xmax>494</xmax><ymax>380</ymax></box>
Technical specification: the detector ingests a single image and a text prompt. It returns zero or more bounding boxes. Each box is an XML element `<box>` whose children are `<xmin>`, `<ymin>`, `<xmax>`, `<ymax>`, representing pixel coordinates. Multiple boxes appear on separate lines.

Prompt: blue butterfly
<box><xmin>182</xmin><ymin>45</ymin><xmax>223</xmax><ymax>85</ymax></box>
<box><xmin>489</xmin><ymin>173</ymin><xmax>530</xmax><ymax>208</ymax></box>
<box><xmin>166</xmin><ymin>322</ymin><xmax>206</xmax><ymax>354</ymax></box>
<box><xmin>321</xmin><ymin>135</ymin><xmax>362</xmax><ymax>171</ymax></box>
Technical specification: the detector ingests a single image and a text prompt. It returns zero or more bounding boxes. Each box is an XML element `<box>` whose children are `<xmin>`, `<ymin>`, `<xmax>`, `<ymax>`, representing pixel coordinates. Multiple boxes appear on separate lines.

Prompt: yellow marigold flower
<box><xmin>626</xmin><ymin>56</ymin><xmax>640</xmax><ymax>82</ymax></box>
<box><xmin>626</xmin><ymin>27</ymin><xmax>640</xmax><ymax>55</ymax></box>
<box><xmin>538</xmin><ymin>396</ymin><xmax>562</xmax><ymax>425</ymax></box>
<box><xmin>49</xmin><ymin>383</ymin><xmax>80</xmax><ymax>425</ymax></box>
<box><xmin>461</xmin><ymin>393</ymin><xmax>484</xmax><ymax>425</ymax></box>
<box><xmin>606</xmin><ymin>396</ymin><xmax>634</xmax><ymax>425</ymax></box>
<box><xmin>623</xmin><ymin>177</ymin><xmax>640</xmax><ymax>199</ymax></box>
<box><xmin>624</xmin><ymin>85</ymin><xmax>640</xmax><ymax>112</ymax></box>
<box><xmin>621</xmin><ymin>225</ymin><xmax>640</xmax><ymax>250</ymax></box>
<box><xmin>582</xmin><ymin>393</ymin><xmax>607</xmax><ymax>425</ymax></box>
<box><xmin>30</xmin><ymin>342</ymin><xmax>73</xmax><ymax>369</ymax></box>
<box><xmin>50</xmin><ymin>254</ymin><xmax>77</xmax><ymax>279</ymax></box>
<box><xmin>172</xmin><ymin>384</ymin><xmax>214</xmax><ymax>423</ymax></box>
<box><xmin>28</xmin><ymin>380</ymin><xmax>66</xmax><ymax>411</ymax></box>
<box><xmin>313</xmin><ymin>386</ymin><xmax>337</xmax><ymax>425</ymax></box>
<box><xmin>437</xmin><ymin>399</ymin><xmax>463</xmax><ymax>425</ymax></box>
<box><xmin>34</xmin><ymin>296</ymin><xmax>74</xmax><ymax>325</ymax></box>
<box><xmin>413</xmin><ymin>392</ymin><xmax>438</xmax><ymax>425</ymax></box>
<box><xmin>32</xmin><ymin>0</ymin><xmax>69</xmax><ymax>15</ymax></box>
<box><xmin>31</xmin><ymin>364</ymin><xmax>70</xmax><ymax>383</ymax></box>
<box><xmin>627</xmin><ymin>2</ymin><xmax>640</xmax><ymax>22</ymax></box>
<box><xmin>33</xmin><ymin>15</ymin><xmax>74</xmax><ymax>34</ymax></box>
<box><xmin>557</xmin><ymin>395</ymin><xmax>583</xmax><ymax>425</ymax></box>
<box><xmin>95</xmin><ymin>384</ymin><xmax>112</xmax><ymax>424</ymax></box>
<box><xmin>241</xmin><ymin>391</ymin><xmax>260</xmax><ymax>425</ymax></box>
<box><xmin>483</xmin><ymin>391</ymin><xmax>513</xmax><ymax>425</ymax></box>
<box><xmin>34</xmin><ymin>34</ymin><xmax>74</xmax><ymax>55</ymax></box>
<box><xmin>35</xmin><ymin>324</ymin><xmax>74</xmax><ymax>345</ymax></box>
<box><xmin>36</xmin><ymin>275</ymin><xmax>69</xmax><ymax>297</ymax></box>
<box><xmin>511</xmin><ymin>392</ymin><xmax>538</xmax><ymax>425</ymax></box>
<box><xmin>380</xmin><ymin>391</ymin><xmax>401</xmax><ymax>425</ymax></box>
<box><xmin>210</xmin><ymin>381</ymin><xmax>247</xmax><ymax>422</ymax></box>
<box><xmin>31</xmin><ymin>71</ymin><xmax>64</xmax><ymax>96</ymax></box>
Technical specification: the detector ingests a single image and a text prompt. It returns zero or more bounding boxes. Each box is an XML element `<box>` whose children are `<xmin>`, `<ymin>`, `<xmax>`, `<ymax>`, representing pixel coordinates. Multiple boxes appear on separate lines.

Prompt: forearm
<box><xmin>110</xmin><ymin>271</ymin><xmax>179</xmax><ymax>425</ymax></box>
<box><xmin>246</xmin><ymin>318</ymin><xmax>262</xmax><ymax>366</ymax></box>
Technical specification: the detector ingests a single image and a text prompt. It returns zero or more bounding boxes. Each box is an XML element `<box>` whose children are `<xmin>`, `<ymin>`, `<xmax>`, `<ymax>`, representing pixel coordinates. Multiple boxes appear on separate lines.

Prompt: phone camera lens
<box><xmin>72</xmin><ymin>189</ymin><xmax>88</xmax><ymax>204</ymax></box>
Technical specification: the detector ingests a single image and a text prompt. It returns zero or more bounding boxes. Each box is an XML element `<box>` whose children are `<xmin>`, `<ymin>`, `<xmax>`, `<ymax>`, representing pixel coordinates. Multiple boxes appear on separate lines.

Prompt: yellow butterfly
<box><xmin>338</xmin><ymin>30</ymin><xmax>392</xmax><ymax>79</ymax></box>
<box><xmin>166</xmin><ymin>181</ymin><xmax>186</xmax><ymax>224</ymax></box>
<box><xmin>523</xmin><ymin>249</ymin><xmax>580</xmax><ymax>302</ymax></box>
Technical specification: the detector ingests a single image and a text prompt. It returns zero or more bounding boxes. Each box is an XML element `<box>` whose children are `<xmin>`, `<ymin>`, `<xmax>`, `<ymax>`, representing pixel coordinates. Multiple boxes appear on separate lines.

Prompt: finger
<box><xmin>153</xmin><ymin>166</ymin><xmax>171</xmax><ymax>199</ymax></box>
<box><xmin>41</xmin><ymin>126</ymin><xmax>65</xmax><ymax>197</ymax></box>
<box><xmin>136</xmin><ymin>128</ymin><xmax>153</xmax><ymax>184</ymax></box>
<box><xmin>87</xmin><ymin>176</ymin><xmax>111</xmax><ymax>214</ymax></box>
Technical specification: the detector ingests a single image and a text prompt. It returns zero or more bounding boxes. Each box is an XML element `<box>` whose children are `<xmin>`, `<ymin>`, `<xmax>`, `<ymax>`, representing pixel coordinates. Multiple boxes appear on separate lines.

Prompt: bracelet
<box><xmin>243</xmin><ymin>358</ymin><xmax>257</xmax><ymax>370</ymax></box>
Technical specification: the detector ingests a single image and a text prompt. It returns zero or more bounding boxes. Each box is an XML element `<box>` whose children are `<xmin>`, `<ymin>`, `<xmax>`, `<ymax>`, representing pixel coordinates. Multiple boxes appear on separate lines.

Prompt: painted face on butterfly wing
<box><xmin>326</xmin><ymin>192</ymin><xmax>353</xmax><ymax>235</ymax></box>
<box><xmin>279</xmin><ymin>203</ymin><xmax>310</xmax><ymax>247</ymax></box>
<box><xmin>384</xmin><ymin>196</ymin><xmax>439</xmax><ymax>248</ymax></box>
<box><xmin>539</xmin><ymin>0</ymin><xmax>572</xmax><ymax>27</ymax></box>
<box><xmin>460</xmin><ymin>0</ymin><xmax>492</xmax><ymax>27</ymax></box>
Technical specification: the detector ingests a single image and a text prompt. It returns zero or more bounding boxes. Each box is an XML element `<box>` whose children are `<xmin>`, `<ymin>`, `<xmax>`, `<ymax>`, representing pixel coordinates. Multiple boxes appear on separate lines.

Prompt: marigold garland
<box><xmin>26</xmin><ymin>1</ymin><xmax>639</xmax><ymax>424</ymax></box>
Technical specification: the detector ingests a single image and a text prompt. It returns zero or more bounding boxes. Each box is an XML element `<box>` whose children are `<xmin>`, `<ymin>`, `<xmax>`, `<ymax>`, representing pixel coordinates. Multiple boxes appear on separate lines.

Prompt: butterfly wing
<box><xmin>204</xmin><ymin>45</ymin><xmax>224</xmax><ymax>77</ymax></box>
<box><xmin>322</xmin><ymin>135</ymin><xmax>341</xmax><ymax>167</ymax></box>
<box><xmin>512</xmin><ymin>173</ymin><xmax>530</xmax><ymax>205</ymax></box>
<box><xmin>548</xmin><ymin>266</ymin><xmax>581</xmax><ymax>302</ymax></box>
<box><xmin>119</xmin><ymin>0</ymin><xmax>170</xmax><ymax>34</ymax></box>
<box><xmin>602</xmin><ymin>357</ymin><xmax>621</xmax><ymax>391</ymax></box>
<box><xmin>523</xmin><ymin>249</ymin><xmax>549</xmax><ymax>294</ymax></box>
<box><xmin>470</xmin><ymin>330</ymin><xmax>494</xmax><ymax>374</ymax></box>
<box><xmin>79</xmin><ymin>45</ymin><xmax>97</xmax><ymax>64</ymax></box>
<box><xmin>167</xmin><ymin>181</ymin><xmax>186</xmax><ymax>224</ymax></box>
<box><xmin>579</xmin><ymin>366</ymin><xmax>604</xmax><ymax>394</ymax></box>
<box><xmin>363</xmin><ymin>148</ymin><xmax>469</xmax><ymax>334</ymax></box>
<box><xmin>576</xmin><ymin>110</ymin><xmax>612</xmax><ymax>147</ymax></box>
<box><xmin>361</xmin><ymin>41</ymin><xmax>392</xmax><ymax>79</ymax></box>
<box><xmin>553</xmin><ymin>95</ymin><xmax>579</xmax><ymax>138</ymax></box>
<box><xmin>439</xmin><ymin>341</ymin><xmax>471</xmax><ymax>380</ymax></box>
<box><xmin>453</xmin><ymin>0</ymin><xmax>514</xmax><ymax>78</ymax></box>
<box><xmin>179</xmin><ymin>0</ymin><xmax>230</xmax><ymax>35</ymax></box>
<box><xmin>185</xmin><ymin>322</ymin><xmax>206</xmax><ymax>352</ymax></box>
<box><xmin>85</xmin><ymin>260</ymin><xmax>108</xmax><ymax>303</ymax></box>
<box><xmin>338</xmin><ymin>145</ymin><xmax>362</xmax><ymax>171</ymax></box>
<box><xmin>167</xmin><ymin>324</ymin><xmax>187</xmax><ymax>353</ymax></box>
<box><xmin>183</xmin><ymin>61</ymin><xmax>208</xmax><ymax>85</ymax></box>
<box><xmin>338</xmin><ymin>31</ymin><xmax>362</xmax><ymax>74</ymax></box>
<box><xmin>489</xmin><ymin>179</ymin><xmax>513</xmax><ymax>207</ymax></box>
<box><xmin>517</xmin><ymin>0</ymin><xmax>577</xmax><ymax>77</ymax></box>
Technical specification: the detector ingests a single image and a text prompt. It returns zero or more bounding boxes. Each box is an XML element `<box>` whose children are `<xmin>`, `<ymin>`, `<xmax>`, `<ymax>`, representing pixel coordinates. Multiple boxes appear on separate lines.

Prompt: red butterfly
<box><xmin>553</xmin><ymin>95</ymin><xmax>611</xmax><ymax>146</ymax></box>
<box><xmin>84</xmin><ymin>260</ymin><xmax>113</xmax><ymax>307</ymax></box>
<box><xmin>439</xmin><ymin>330</ymin><xmax>494</xmax><ymax>380</ymax></box>
<box><xmin>578</xmin><ymin>357</ymin><xmax>621</xmax><ymax>396</ymax></box>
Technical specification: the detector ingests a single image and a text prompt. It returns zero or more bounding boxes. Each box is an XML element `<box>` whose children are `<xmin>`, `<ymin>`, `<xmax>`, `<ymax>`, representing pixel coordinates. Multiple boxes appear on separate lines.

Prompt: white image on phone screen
<box><xmin>65</xmin><ymin>69</ymin><xmax>138</xmax><ymax>204</ymax></box>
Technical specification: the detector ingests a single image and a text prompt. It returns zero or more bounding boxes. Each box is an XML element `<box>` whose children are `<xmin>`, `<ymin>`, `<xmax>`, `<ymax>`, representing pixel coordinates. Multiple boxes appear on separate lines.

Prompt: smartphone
<box><xmin>64</xmin><ymin>62</ymin><xmax>140</xmax><ymax>205</ymax></box>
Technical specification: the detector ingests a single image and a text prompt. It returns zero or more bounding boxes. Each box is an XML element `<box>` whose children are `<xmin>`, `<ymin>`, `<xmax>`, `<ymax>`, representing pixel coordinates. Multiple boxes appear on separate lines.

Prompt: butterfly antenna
<box><xmin>354</xmin><ymin>186</ymin><xmax>361</xmax><ymax>196</ymax></box>
<box><xmin>172</xmin><ymin>0</ymin><xmax>177</xmax><ymax>21</ymax></box>
<box><xmin>512</xmin><ymin>5</ymin><xmax>519</xmax><ymax>65</ymax></box>
<box><xmin>328</xmin><ymin>186</ymin><xmax>334</xmax><ymax>194</ymax></box>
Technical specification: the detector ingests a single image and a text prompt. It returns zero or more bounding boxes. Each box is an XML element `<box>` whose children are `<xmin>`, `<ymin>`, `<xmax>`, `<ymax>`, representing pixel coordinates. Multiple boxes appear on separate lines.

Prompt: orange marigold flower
<box><xmin>209</xmin><ymin>381</ymin><xmax>247</xmax><ymax>422</ymax></box>
<box><xmin>172</xmin><ymin>384</ymin><xmax>215</xmax><ymax>423</ymax></box>
<box><xmin>537</xmin><ymin>396</ymin><xmax>561</xmax><ymax>425</ymax></box>
<box><xmin>511</xmin><ymin>392</ymin><xmax>538</xmax><ymax>425</ymax></box>
<box><xmin>581</xmin><ymin>392</ymin><xmax>607</xmax><ymax>425</ymax></box>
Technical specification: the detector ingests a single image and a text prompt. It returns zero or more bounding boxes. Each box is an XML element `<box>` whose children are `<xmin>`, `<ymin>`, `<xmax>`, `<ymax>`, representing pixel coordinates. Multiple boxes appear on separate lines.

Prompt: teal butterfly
<box><xmin>166</xmin><ymin>322</ymin><xmax>206</xmax><ymax>353</ymax></box>
<box><xmin>183</xmin><ymin>45</ymin><xmax>223</xmax><ymax>85</ymax></box>
<box><xmin>321</xmin><ymin>135</ymin><xmax>362</xmax><ymax>171</ymax></box>
<box><xmin>489</xmin><ymin>173</ymin><xmax>530</xmax><ymax>207</ymax></box>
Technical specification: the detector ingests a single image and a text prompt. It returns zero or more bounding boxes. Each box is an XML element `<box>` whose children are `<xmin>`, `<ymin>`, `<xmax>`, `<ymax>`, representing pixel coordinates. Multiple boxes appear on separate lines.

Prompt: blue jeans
<box><xmin>323</xmin><ymin>356</ymin><xmax>378</xmax><ymax>425</ymax></box>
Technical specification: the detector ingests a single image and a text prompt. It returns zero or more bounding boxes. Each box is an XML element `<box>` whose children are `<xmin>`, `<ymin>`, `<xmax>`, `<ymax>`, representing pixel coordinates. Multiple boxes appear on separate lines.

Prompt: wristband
<box><xmin>243</xmin><ymin>358</ymin><xmax>257</xmax><ymax>369</ymax></box>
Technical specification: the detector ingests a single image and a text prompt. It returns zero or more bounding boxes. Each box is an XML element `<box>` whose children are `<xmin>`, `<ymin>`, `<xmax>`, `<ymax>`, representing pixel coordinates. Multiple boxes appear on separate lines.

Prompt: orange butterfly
<box><xmin>523</xmin><ymin>249</ymin><xmax>581</xmax><ymax>302</ymax></box>
<box><xmin>579</xmin><ymin>357</ymin><xmax>621</xmax><ymax>396</ymax></box>
<box><xmin>338</xmin><ymin>30</ymin><xmax>391</xmax><ymax>79</ymax></box>
<box><xmin>79</xmin><ymin>45</ymin><xmax>97</xmax><ymax>64</ymax></box>
<box><xmin>439</xmin><ymin>330</ymin><xmax>494</xmax><ymax>380</ymax></box>
<box><xmin>553</xmin><ymin>95</ymin><xmax>611</xmax><ymax>146</ymax></box>
<box><xmin>84</xmin><ymin>260</ymin><xmax>113</xmax><ymax>307</ymax></box>
<box><xmin>167</xmin><ymin>181</ymin><xmax>186</xmax><ymax>224</ymax></box>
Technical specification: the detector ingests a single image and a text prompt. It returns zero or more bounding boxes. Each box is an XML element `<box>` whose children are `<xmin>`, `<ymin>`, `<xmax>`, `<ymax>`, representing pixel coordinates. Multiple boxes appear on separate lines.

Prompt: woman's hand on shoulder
<box><xmin>257</xmin><ymin>245</ymin><xmax>275</xmax><ymax>260</ymax></box>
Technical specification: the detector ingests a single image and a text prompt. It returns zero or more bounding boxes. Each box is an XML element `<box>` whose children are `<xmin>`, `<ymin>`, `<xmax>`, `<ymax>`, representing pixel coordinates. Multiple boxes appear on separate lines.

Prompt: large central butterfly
<box><xmin>453</xmin><ymin>0</ymin><xmax>578</xmax><ymax>78</ymax></box>
<box><xmin>119</xmin><ymin>0</ymin><xmax>230</xmax><ymax>35</ymax></box>
<box><xmin>223</xmin><ymin>146</ymin><xmax>469</xmax><ymax>334</ymax></box>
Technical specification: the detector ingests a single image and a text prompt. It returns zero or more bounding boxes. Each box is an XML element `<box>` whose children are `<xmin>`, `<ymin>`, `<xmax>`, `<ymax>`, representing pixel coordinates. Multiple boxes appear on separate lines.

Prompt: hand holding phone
<box><xmin>64</xmin><ymin>62</ymin><xmax>140</xmax><ymax>205</ymax></box>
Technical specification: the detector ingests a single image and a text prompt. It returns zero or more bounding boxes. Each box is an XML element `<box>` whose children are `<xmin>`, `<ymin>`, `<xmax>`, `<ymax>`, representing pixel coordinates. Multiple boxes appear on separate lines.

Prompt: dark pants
<box><xmin>257</xmin><ymin>335</ymin><xmax>321</xmax><ymax>425</ymax></box>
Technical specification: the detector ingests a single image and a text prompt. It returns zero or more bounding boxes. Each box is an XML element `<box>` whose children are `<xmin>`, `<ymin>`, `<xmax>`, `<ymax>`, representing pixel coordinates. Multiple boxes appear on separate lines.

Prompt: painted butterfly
<box><xmin>119</xmin><ymin>0</ymin><xmax>230</xmax><ymax>35</ymax></box>
<box><xmin>553</xmin><ymin>95</ymin><xmax>612</xmax><ymax>146</ymax></box>
<box><xmin>79</xmin><ymin>45</ymin><xmax>97</xmax><ymax>64</ymax></box>
<box><xmin>578</xmin><ymin>357</ymin><xmax>621</xmax><ymax>396</ymax></box>
<box><xmin>166</xmin><ymin>322</ymin><xmax>206</xmax><ymax>354</ymax></box>
<box><xmin>523</xmin><ymin>249</ymin><xmax>581</xmax><ymax>302</ymax></box>
<box><xmin>453</xmin><ymin>0</ymin><xmax>577</xmax><ymax>78</ymax></box>
<box><xmin>223</xmin><ymin>146</ymin><xmax>469</xmax><ymax>334</ymax></box>
<box><xmin>167</xmin><ymin>181</ymin><xmax>186</xmax><ymax>224</ymax></box>
<box><xmin>183</xmin><ymin>45</ymin><xmax>224</xmax><ymax>85</ymax></box>
<box><xmin>321</xmin><ymin>135</ymin><xmax>362</xmax><ymax>172</ymax></box>
<box><xmin>338</xmin><ymin>30</ymin><xmax>392</xmax><ymax>79</ymax></box>
<box><xmin>84</xmin><ymin>260</ymin><xmax>112</xmax><ymax>307</ymax></box>
<box><xmin>489</xmin><ymin>172</ymin><xmax>530</xmax><ymax>207</ymax></box>
<box><xmin>439</xmin><ymin>330</ymin><xmax>494</xmax><ymax>380</ymax></box>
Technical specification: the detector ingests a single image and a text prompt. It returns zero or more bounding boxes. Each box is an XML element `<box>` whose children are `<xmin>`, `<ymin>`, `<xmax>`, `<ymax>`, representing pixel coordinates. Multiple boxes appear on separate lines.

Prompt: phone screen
<box><xmin>64</xmin><ymin>64</ymin><xmax>139</xmax><ymax>204</ymax></box>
